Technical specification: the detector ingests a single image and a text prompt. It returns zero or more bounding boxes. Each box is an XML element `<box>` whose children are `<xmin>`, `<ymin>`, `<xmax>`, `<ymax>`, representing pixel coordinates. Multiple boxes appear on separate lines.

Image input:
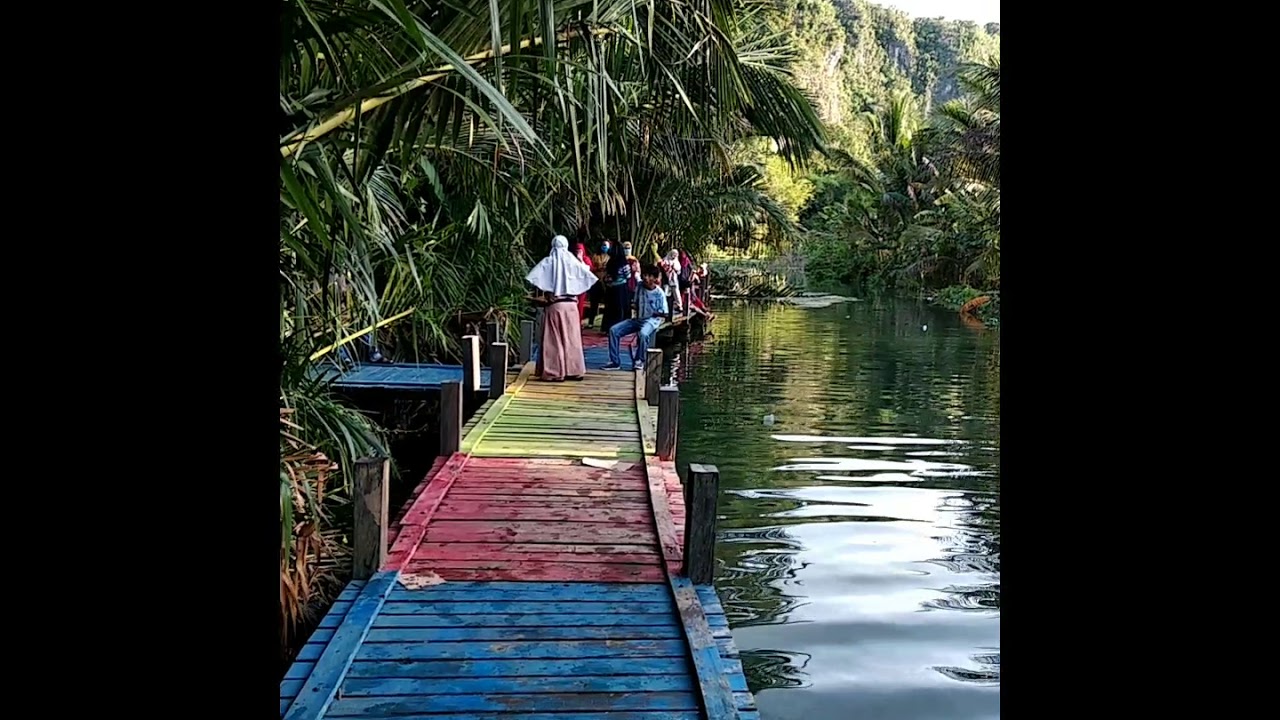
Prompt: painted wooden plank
<box><xmin>644</xmin><ymin>456</ymin><xmax>684</xmax><ymax>563</ymax></box>
<box><xmin>435</xmin><ymin>497</ymin><xmax>653</xmax><ymax>509</ymax></box>
<box><xmin>325</xmin><ymin>711</ymin><xmax>700</xmax><ymax>720</ymax></box>
<box><xmin>424</xmin><ymin>520</ymin><xmax>656</xmax><ymax>544</ymax></box>
<box><xmin>470</xmin><ymin>443</ymin><xmax>642</xmax><ymax>456</ymax></box>
<box><xmin>413</xmin><ymin>540</ymin><xmax>659</xmax><ymax>552</ymax></box>
<box><xmin>451</xmin><ymin>474</ymin><xmax>646</xmax><ymax>484</ymax></box>
<box><xmin>378</xmin><ymin>600</ymin><xmax>674</xmax><ymax>615</ymax></box>
<box><xmin>324</xmin><ymin>690</ymin><xmax>699</xmax><ymax>716</ymax></box>
<box><xmin>385</xmin><ymin>580</ymin><xmax>671</xmax><ymax>597</ymax></box>
<box><xmin>385</xmin><ymin>453</ymin><xmax>468</xmax><ymax>570</ymax></box>
<box><xmin>459</xmin><ymin>361</ymin><xmax>536</xmax><ymax>453</ymax></box>
<box><xmin>363</xmin><ymin>624</ymin><xmax>683</xmax><ymax>642</ymax></box>
<box><xmin>282</xmin><ymin>570</ymin><xmax>398</xmax><ymax>720</ymax></box>
<box><xmin>427</xmin><ymin>505</ymin><xmax>655</xmax><ymax>524</ymax></box>
<box><xmin>279</xmin><ymin>580</ymin><xmax>370</xmax><ymax>714</ymax></box>
<box><xmin>444</xmin><ymin>487</ymin><xmax>649</xmax><ymax>498</ymax></box>
<box><xmin>346</xmin><ymin>657</ymin><xmax>690</xmax><ymax>679</ymax></box>
<box><xmin>372</xmin><ymin>612</ymin><xmax>678</xmax><ymax>628</ymax></box>
<box><xmin>355</xmin><ymin>638</ymin><xmax>688</xmax><ymax>661</ymax></box>
<box><xmin>338</xmin><ymin>673</ymin><xmax>695</xmax><ymax>696</ymax></box>
<box><xmin>408</xmin><ymin>551</ymin><xmax>659</xmax><ymax>567</ymax></box>
<box><xmin>669</xmin><ymin>575</ymin><xmax>740</xmax><ymax>720</ymax></box>
<box><xmin>432</xmin><ymin>564</ymin><xmax>666</xmax><ymax>583</ymax></box>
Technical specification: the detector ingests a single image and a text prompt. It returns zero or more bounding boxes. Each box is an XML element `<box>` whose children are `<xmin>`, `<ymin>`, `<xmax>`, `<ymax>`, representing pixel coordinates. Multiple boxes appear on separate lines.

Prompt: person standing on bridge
<box><xmin>527</xmin><ymin>235</ymin><xmax>598</xmax><ymax>382</ymax></box>
<box><xmin>604</xmin><ymin>265</ymin><xmax>668</xmax><ymax>371</ymax></box>
<box><xmin>601</xmin><ymin>241</ymin><xmax>633</xmax><ymax>332</ymax></box>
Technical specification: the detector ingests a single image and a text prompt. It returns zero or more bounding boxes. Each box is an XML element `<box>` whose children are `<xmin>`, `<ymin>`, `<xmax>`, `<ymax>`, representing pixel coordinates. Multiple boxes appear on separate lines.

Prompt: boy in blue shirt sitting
<box><xmin>604</xmin><ymin>265</ymin><xmax>669</xmax><ymax>370</ymax></box>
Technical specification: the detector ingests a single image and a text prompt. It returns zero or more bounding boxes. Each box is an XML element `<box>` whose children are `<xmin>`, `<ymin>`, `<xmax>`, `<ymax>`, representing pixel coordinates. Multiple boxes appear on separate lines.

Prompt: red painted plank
<box><xmin>444</xmin><ymin>488</ymin><xmax>649</xmax><ymax>498</ymax></box>
<box><xmin>644</xmin><ymin>455</ymin><xmax>684</xmax><ymax>564</ymax></box>
<box><xmin>425</xmin><ymin>521</ymin><xmax>656</xmax><ymax>545</ymax></box>
<box><xmin>454</xmin><ymin>470</ymin><xmax>645</xmax><ymax>479</ymax></box>
<box><xmin>451</xmin><ymin>479</ymin><xmax>646</xmax><ymax>489</ymax></box>
<box><xmin>433</xmin><ymin>563</ymin><xmax>666</xmax><ymax>583</ymax></box>
<box><xmin>386</xmin><ymin>453</ymin><xmax>470</xmax><ymax>570</ymax></box>
<box><xmin>435</xmin><ymin>497</ymin><xmax>651</xmax><ymax>508</ymax></box>
<box><xmin>436</xmin><ymin>505</ymin><xmax>655</xmax><ymax>525</ymax></box>
<box><xmin>413</xmin><ymin>542</ymin><xmax>660</xmax><ymax>556</ymax></box>
<box><xmin>409</xmin><ymin>550</ymin><xmax>660</xmax><ymax>566</ymax></box>
<box><xmin>409</xmin><ymin>556</ymin><xmax>662</xmax><ymax>572</ymax></box>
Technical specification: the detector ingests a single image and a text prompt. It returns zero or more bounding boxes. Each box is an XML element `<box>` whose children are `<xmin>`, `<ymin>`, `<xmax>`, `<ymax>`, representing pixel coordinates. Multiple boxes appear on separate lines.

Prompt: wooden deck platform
<box><xmin>314</xmin><ymin>362</ymin><xmax>495</xmax><ymax>392</ymax></box>
<box><xmin>281</xmin><ymin>330</ymin><xmax>755</xmax><ymax>719</ymax></box>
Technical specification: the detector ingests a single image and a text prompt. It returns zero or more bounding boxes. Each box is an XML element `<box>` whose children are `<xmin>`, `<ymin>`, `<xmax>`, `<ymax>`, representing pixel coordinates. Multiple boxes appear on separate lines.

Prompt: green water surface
<box><xmin>673</xmin><ymin>297</ymin><xmax>1000</xmax><ymax>720</ymax></box>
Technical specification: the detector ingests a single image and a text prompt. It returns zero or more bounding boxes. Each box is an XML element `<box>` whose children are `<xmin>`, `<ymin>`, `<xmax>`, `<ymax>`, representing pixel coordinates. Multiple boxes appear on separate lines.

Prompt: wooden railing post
<box><xmin>484</xmin><ymin>320</ymin><xmax>500</xmax><ymax>365</ymax></box>
<box><xmin>518</xmin><ymin>319</ymin><xmax>534</xmax><ymax>366</ymax></box>
<box><xmin>682</xmin><ymin>463</ymin><xmax>720</xmax><ymax>584</ymax></box>
<box><xmin>645</xmin><ymin>349</ymin><xmax>662</xmax><ymax>407</ymax></box>
<box><xmin>352</xmin><ymin>456</ymin><xmax>389</xmax><ymax>580</ymax></box>
<box><xmin>489</xmin><ymin>342</ymin><xmax>508</xmax><ymax>399</ymax></box>
<box><xmin>533</xmin><ymin>308</ymin><xmax>545</xmax><ymax>377</ymax></box>
<box><xmin>461</xmin><ymin>335</ymin><xmax>480</xmax><ymax>393</ymax></box>
<box><xmin>656</xmin><ymin>385</ymin><xmax>679</xmax><ymax>460</ymax></box>
<box><xmin>439</xmin><ymin>379</ymin><xmax>462</xmax><ymax>455</ymax></box>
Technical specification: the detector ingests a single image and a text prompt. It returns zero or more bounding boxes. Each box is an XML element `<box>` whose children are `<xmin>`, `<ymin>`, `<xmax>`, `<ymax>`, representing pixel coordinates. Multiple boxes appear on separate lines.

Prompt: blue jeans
<box><xmin>608</xmin><ymin>317</ymin><xmax>662</xmax><ymax>366</ymax></box>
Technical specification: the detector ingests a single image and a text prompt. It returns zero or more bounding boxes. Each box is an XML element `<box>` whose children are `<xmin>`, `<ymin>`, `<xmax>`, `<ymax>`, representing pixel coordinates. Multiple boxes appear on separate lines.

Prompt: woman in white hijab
<box><xmin>526</xmin><ymin>235</ymin><xmax>599</xmax><ymax>381</ymax></box>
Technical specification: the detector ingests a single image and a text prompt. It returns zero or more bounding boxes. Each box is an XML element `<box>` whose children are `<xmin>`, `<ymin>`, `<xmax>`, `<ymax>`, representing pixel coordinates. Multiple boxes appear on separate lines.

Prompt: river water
<box><xmin>673</xmin><ymin>297</ymin><xmax>1000</xmax><ymax>720</ymax></box>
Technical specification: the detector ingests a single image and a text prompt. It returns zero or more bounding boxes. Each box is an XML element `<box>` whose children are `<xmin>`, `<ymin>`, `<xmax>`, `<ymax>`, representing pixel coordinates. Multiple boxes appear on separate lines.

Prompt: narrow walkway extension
<box><xmin>281</xmin><ymin>336</ymin><xmax>757</xmax><ymax>719</ymax></box>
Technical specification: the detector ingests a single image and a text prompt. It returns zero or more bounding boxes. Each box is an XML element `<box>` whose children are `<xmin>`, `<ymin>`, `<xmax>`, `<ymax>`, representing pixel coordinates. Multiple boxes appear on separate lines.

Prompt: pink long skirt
<box><xmin>540</xmin><ymin>301</ymin><xmax>586</xmax><ymax>381</ymax></box>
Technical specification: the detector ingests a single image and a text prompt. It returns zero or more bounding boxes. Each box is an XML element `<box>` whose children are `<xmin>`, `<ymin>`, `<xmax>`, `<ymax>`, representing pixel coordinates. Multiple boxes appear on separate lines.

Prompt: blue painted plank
<box><xmin>363</xmin><ymin>624</ymin><xmax>682</xmax><ymax>642</ymax></box>
<box><xmin>283</xmin><ymin>661</ymin><xmax>315</xmax><ymax>681</ymax></box>
<box><xmin>338</xmin><ymin>674</ymin><xmax>695</xmax><ymax>696</ymax></box>
<box><xmin>283</xmin><ymin>571</ymin><xmax>399</xmax><ymax>720</ymax></box>
<box><xmin>296</xmin><ymin>643</ymin><xmax>325</xmax><ymax>662</ymax></box>
<box><xmin>373</xmin><ymin>612</ymin><xmax>679</xmax><ymax>628</ymax></box>
<box><xmin>320</xmin><ymin>707</ymin><xmax>701</xmax><ymax>712</ymax></box>
<box><xmin>346</xmin><ymin>657</ymin><xmax>691</xmax><ymax>679</ymax></box>
<box><xmin>323</xmin><ymin>363</ymin><xmax>495</xmax><ymax>391</ymax></box>
<box><xmin>281</xmin><ymin>579</ymin><xmax>371</xmax><ymax>710</ymax></box>
<box><xmin>379</xmin><ymin>600</ymin><xmax>673</xmax><ymax>615</ymax></box>
<box><xmin>669</xmin><ymin>575</ymin><xmax>740</xmax><ymax>720</ymax></box>
<box><xmin>734</xmin><ymin>691</ymin><xmax>758</xmax><ymax>709</ymax></box>
<box><xmin>356</xmin><ymin>638</ymin><xmax>688</xmax><ymax>661</ymax></box>
<box><xmin>324</xmin><ymin>691</ymin><xmax>699</xmax><ymax>716</ymax></box>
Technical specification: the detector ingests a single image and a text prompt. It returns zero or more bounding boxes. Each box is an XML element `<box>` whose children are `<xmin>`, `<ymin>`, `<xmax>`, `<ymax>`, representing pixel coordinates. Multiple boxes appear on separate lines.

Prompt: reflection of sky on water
<box><xmin>675</xmin><ymin>299</ymin><xmax>1000</xmax><ymax>720</ymax></box>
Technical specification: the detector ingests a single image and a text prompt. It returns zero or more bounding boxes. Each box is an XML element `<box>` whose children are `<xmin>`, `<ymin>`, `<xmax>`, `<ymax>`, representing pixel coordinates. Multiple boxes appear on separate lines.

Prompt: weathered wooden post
<box><xmin>439</xmin><ymin>379</ymin><xmax>462</xmax><ymax>455</ymax></box>
<box><xmin>682</xmin><ymin>463</ymin><xmax>720</xmax><ymax>584</ymax></box>
<box><xmin>656</xmin><ymin>384</ymin><xmax>679</xmax><ymax>460</ymax></box>
<box><xmin>352</xmin><ymin>456</ymin><xmax>389</xmax><ymax>580</ymax></box>
<box><xmin>461</xmin><ymin>335</ymin><xmax>480</xmax><ymax>393</ymax></box>
<box><xmin>518</xmin><ymin>319</ymin><xmax>534</xmax><ymax>366</ymax></box>
<box><xmin>534</xmin><ymin>308</ymin><xmax>545</xmax><ymax>378</ymax></box>
<box><xmin>489</xmin><ymin>342</ymin><xmax>508</xmax><ymax>399</ymax></box>
<box><xmin>645</xmin><ymin>348</ymin><xmax>662</xmax><ymax>406</ymax></box>
<box><xmin>484</xmin><ymin>320</ymin><xmax>500</xmax><ymax>364</ymax></box>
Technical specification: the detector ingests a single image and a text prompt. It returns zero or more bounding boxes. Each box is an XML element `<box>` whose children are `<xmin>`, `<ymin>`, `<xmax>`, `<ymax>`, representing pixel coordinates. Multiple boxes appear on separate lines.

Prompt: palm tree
<box><xmin>277</xmin><ymin>0</ymin><xmax>826</xmax><ymax>664</ymax></box>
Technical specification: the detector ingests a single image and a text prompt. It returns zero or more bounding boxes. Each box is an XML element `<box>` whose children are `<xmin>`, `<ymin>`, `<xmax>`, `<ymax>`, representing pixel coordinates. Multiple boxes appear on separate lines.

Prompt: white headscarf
<box><xmin>526</xmin><ymin>235</ymin><xmax>599</xmax><ymax>297</ymax></box>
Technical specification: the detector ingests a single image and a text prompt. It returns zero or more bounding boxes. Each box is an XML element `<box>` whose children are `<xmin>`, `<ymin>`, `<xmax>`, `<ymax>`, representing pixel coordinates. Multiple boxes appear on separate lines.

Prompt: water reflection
<box><xmin>674</xmin><ymin>298</ymin><xmax>1000</xmax><ymax>720</ymax></box>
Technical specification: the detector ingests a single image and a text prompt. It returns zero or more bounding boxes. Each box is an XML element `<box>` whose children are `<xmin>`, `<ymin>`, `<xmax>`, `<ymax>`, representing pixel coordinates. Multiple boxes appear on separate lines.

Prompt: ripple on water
<box><xmin>674</xmin><ymin>300</ymin><xmax>999</xmax><ymax>720</ymax></box>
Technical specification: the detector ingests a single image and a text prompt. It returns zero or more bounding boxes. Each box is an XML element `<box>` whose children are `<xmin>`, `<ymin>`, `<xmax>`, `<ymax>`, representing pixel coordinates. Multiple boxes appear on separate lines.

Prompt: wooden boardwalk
<box><xmin>281</xmin><ymin>330</ymin><xmax>756</xmax><ymax>719</ymax></box>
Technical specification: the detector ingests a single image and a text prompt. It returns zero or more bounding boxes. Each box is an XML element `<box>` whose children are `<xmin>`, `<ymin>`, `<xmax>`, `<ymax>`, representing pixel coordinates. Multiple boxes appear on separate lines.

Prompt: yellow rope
<box><xmin>309</xmin><ymin>307</ymin><xmax>416</xmax><ymax>361</ymax></box>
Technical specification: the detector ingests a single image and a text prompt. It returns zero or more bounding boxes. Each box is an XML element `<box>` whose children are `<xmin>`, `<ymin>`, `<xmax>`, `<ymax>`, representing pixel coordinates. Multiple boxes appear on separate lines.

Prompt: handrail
<box><xmin>309</xmin><ymin>307</ymin><xmax>416</xmax><ymax>362</ymax></box>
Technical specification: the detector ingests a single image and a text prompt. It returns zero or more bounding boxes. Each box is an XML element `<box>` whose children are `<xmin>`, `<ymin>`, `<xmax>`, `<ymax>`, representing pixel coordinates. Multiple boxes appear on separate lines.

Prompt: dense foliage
<box><xmin>278</xmin><ymin>0</ymin><xmax>828</xmax><ymax>665</ymax></box>
<box><xmin>747</xmin><ymin>0</ymin><xmax>1001</xmax><ymax>300</ymax></box>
